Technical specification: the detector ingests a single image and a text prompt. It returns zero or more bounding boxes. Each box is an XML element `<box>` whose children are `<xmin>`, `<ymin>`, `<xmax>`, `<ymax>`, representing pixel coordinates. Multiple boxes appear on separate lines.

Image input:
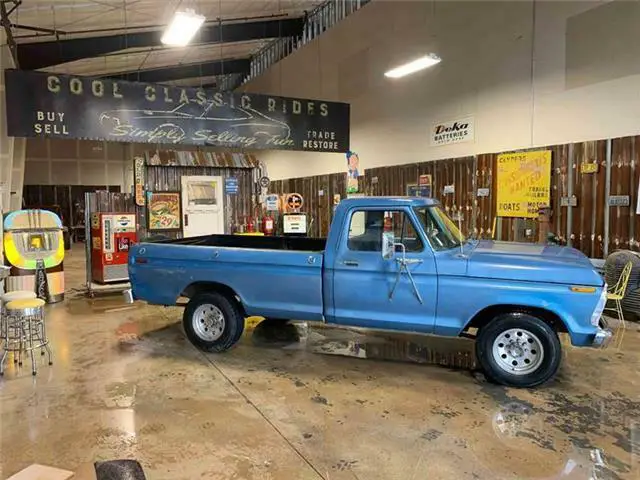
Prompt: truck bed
<box><xmin>148</xmin><ymin>234</ymin><xmax>327</xmax><ymax>252</ymax></box>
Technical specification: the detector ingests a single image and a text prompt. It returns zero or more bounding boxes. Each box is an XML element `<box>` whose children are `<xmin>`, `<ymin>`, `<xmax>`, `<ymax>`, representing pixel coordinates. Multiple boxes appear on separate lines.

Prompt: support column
<box><xmin>0</xmin><ymin>27</ymin><xmax>25</xmax><ymax>213</ymax></box>
<box><xmin>0</xmin><ymin>29</ymin><xmax>17</xmax><ymax>211</ymax></box>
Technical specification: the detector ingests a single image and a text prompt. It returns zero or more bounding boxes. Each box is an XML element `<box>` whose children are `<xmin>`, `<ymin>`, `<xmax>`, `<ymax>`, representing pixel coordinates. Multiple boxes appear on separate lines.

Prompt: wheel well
<box><xmin>181</xmin><ymin>281</ymin><xmax>246</xmax><ymax>316</ymax></box>
<box><xmin>464</xmin><ymin>304</ymin><xmax>568</xmax><ymax>334</ymax></box>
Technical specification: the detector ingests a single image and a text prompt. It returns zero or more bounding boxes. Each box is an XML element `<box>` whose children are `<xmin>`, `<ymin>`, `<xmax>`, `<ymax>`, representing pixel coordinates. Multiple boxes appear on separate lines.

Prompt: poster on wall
<box><xmin>430</xmin><ymin>116</ymin><xmax>475</xmax><ymax>146</ymax></box>
<box><xmin>134</xmin><ymin>156</ymin><xmax>145</xmax><ymax>206</ymax></box>
<box><xmin>346</xmin><ymin>151</ymin><xmax>361</xmax><ymax>193</ymax></box>
<box><xmin>265</xmin><ymin>194</ymin><xmax>279</xmax><ymax>212</ymax></box>
<box><xmin>4</xmin><ymin>69</ymin><xmax>350</xmax><ymax>153</ymax></box>
<box><xmin>496</xmin><ymin>150</ymin><xmax>552</xmax><ymax>218</ymax></box>
<box><xmin>407</xmin><ymin>174</ymin><xmax>432</xmax><ymax>198</ymax></box>
<box><xmin>147</xmin><ymin>192</ymin><xmax>182</xmax><ymax>231</ymax></box>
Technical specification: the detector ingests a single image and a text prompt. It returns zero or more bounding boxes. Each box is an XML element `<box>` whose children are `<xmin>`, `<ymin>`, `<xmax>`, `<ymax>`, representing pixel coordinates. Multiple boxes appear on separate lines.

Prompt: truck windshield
<box><xmin>414</xmin><ymin>206</ymin><xmax>466</xmax><ymax>251</ymax></box>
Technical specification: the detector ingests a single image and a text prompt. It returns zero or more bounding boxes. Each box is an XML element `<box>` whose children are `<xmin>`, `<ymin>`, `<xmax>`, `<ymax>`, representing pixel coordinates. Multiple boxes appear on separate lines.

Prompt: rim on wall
<box><xmin>491</xmin><ymin>328</ymin><xmax>545</xmax><ymax>376</ymax></box>
<box><xmin>192</xmin><ymin>304</ymin><xmax>226</xmax><ymax>342</ymax></box>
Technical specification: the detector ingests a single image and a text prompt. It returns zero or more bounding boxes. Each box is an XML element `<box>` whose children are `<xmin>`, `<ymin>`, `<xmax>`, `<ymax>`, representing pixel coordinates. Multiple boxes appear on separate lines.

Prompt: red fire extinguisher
<box><xmin>246</xmin><ymin>216</ymin><xmax>255</xmax><ymax>233</ymax></box>
<box><xmin>262</xmin><ymin>215</ymin><xmax>275</xmax><ymax>236</ymax></box>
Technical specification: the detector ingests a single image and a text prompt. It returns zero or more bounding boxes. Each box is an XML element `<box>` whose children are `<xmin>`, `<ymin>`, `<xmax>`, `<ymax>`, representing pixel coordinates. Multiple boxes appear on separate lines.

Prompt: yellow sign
<box><xmin>581</xmin><ymin>162</ymin><xmax>598</xmax><ymax>174</ymax></box>
<box><xmin>496</xmin><ymin>150</ymin><xmax>551</xmax><ymax>218</ymax></box>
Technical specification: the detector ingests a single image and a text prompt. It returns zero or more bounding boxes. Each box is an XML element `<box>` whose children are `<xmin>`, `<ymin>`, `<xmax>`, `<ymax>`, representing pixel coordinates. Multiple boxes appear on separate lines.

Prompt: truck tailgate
<box><xmin>129</xmin><ymin>243</ymin><xmax>325</xmax><ymax>321</ymax></box>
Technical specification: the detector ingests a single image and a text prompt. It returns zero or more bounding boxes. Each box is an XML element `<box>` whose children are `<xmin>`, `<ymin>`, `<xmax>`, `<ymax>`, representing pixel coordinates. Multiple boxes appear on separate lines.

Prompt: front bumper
<box><xmin>592</xmin><ymin>318</ymin><xmax>613</xmax><ymax>348</ymax></box>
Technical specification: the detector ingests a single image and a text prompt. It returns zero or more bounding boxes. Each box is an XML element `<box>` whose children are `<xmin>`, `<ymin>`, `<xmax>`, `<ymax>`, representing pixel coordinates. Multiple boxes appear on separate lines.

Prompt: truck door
<box><xmin>330</xmin><ymin>207</ymin><xmax>437</xmax><ymax>333</ymax></box>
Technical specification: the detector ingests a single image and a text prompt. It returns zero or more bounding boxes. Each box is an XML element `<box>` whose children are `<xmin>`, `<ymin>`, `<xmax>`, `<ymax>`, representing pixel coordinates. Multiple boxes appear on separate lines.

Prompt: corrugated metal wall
<box><xmin>271</xmin><ymin>135</ymin><xmax>640</xmax><ymax>259</ymax></box>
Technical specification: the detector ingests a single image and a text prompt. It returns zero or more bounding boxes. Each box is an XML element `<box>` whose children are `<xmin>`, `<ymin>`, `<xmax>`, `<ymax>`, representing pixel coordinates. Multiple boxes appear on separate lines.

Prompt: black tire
<box><xmin>183</xmin><ymin>292</ymin><xmax>244</xmax><ymax>352</ymax></box>
<box><xmin>95</xmin><ymin>460</ymin><xmax>147</xmax><ymax>480</ymax></box>
<box><xmin>476</xmin><ymin>312</ymin><xmax>562</xmax><ymax>388</ymax></box>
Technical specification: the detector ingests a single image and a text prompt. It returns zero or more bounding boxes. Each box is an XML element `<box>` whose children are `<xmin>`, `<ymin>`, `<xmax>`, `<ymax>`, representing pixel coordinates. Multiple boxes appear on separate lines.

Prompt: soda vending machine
<box><xmin>91</xmin><ymin>213</ymin><xmax>137</xmax><ymax>283</ymax></box>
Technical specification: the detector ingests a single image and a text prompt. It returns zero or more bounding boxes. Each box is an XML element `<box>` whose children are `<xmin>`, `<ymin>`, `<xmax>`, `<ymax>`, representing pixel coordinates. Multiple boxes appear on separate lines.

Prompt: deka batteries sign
<box><xmin>430</xmin><ymin>116</ymin><xmax>474</xmax><ymax>146</ymax></box>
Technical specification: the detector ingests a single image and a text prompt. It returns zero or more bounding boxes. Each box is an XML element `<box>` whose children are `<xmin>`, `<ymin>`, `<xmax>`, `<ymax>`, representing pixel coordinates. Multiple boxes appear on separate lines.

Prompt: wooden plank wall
<box><xmin>610</xmin><ymin>136</ymin><xmax>640</xmax><ymax>254</ymax></box>
<box><xmin>268</xmin><ymin>135</ymin><xmax>640</xmax><ymax>259</ymax></box>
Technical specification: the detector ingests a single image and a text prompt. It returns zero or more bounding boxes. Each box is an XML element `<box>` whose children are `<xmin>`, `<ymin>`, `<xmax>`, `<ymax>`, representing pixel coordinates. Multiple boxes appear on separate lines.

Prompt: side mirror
<box><xmin>382</xmin><ymin>231</ymin><xmax>395</xmax><ymax>260</ymax></box>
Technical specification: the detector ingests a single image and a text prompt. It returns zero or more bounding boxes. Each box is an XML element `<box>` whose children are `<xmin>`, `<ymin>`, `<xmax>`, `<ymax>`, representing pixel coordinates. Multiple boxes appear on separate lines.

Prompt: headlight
<box><xmin>591</xmin><ymin>285</ymin><xmax>608</xmax><ymax>326</ymax></box>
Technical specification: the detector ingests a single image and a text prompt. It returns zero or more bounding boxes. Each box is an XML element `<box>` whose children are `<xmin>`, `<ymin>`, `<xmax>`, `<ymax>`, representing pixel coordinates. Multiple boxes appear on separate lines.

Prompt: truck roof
<box><xmin>339</xmin><ymin>196</ymin><xmax>439</xmax><ymax>208</ymax></box>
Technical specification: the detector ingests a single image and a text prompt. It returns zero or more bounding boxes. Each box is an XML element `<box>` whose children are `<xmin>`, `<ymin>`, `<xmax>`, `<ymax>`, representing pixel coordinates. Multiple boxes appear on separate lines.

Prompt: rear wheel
<box><xmin>183</xmin><ymin>292</ymin><xmax>244</xmax><ymax>352</ymax></box>
<box><xmin>476</xmin><ymin>312</ymin><xmax>562</xmax><ymax>388</ymax></box>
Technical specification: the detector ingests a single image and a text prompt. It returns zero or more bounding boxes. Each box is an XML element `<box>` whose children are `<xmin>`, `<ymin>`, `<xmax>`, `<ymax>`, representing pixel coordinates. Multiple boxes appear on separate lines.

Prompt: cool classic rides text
<box><xmin>45</xmin><ymin>75</ymin><xmax>330</xmax><ymax>117</ymax></box>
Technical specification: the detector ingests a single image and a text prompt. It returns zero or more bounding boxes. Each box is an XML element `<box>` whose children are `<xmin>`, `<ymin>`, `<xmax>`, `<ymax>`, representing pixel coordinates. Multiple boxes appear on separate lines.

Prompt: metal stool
<box><xmin>2</xmin><ymin>291</ymin><xmax>38</xmax><ymax>303</ymax></box>
<box><xmin>0</xmin><ymin>291</ymin><xmax>37</xmax><ymax>364</ymax></box>
<box><xmin>0</xmin><ymin>298</ymin><xmax>53</xmax><ymax>376</ymax></box>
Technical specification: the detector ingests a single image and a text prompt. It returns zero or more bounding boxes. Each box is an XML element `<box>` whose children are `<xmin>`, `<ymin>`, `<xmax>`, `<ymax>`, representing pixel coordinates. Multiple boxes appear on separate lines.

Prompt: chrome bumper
<box><xmin>592</xmin><ymin>317</ymin><xmax>613</xmax><ymax>348</ymax></box>
<box><xmin>593</xmin><ymin>326</ymin><xmax>613</xmax><ymax>348</ymax></box>
<box><xmin>122</xmin><ymin>289</ymin><xmax>134</xmax><ymax>305</ymax></box>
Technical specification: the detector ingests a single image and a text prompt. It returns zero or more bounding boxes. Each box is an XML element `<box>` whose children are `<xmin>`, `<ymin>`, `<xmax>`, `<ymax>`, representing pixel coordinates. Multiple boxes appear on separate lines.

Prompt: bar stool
<box><xmin>0</xmin><ymin>297</ymin><xmax>53</xmax><ymax>376</ymax></box>
<box><xmin>0</xmin><ymin>291</ymin><xmax>37</xmax><ymax>366</ymax></box>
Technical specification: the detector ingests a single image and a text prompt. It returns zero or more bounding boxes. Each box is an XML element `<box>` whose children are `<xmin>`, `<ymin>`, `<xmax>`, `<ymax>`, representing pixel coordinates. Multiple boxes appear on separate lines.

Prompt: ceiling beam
<box><xmin>17</xmin><ymin>17</ymin><xmax>303</xmax><ymax>70</ymax></box>
<box><xmin>106</xmin><ymin>58</ymin><xmax>250</xmax><ymax>83</ymax></box>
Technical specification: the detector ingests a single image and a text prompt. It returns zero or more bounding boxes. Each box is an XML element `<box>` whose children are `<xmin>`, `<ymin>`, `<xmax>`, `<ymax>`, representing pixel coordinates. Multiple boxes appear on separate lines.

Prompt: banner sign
<box><xmin>4</xmin><ymin>69</ymin><xmax>350</xmax><ymax>153</ymax></box>
<box><xmin>496</xmin><ymin>150</ymin><xmax>552</xmax><ymax>218</ymax></box>
<box><xmin>430</xmin><ymin>116</ymin><xmax>474</xmax><ymax>146</ymax></box>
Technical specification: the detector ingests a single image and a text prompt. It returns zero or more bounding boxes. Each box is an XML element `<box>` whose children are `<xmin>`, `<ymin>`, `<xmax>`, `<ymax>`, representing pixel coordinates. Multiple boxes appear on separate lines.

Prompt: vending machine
<box><xmin>91</xmin><ymin>213</ymin><xmax>137</xmax><ymax>283</ymax></box>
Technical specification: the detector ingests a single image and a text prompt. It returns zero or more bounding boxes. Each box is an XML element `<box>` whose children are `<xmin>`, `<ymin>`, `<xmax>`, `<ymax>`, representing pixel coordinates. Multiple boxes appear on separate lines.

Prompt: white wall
<box><xmin>243</xmin><ymin>0</ymin><xmax>640</xmax><ymax>180</ymax></box>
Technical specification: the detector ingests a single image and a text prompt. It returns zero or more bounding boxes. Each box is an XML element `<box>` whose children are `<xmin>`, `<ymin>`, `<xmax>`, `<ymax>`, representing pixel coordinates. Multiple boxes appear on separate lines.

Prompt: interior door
<box><xmin>181</xmin><ymin>176</ymin><xmax>224</xmax><ymax>237</ymax></box>
<box><xmin>329</xmin><ymin>207</ymin><xmax>437</xmax><ymax>333</ymax></box>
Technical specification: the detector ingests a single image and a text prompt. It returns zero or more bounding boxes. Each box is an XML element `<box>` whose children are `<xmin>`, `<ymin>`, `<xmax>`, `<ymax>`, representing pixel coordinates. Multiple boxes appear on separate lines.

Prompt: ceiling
<box><xmin>2</xmin><ymin>0</ymin><xmax>324</xmax><ymax>88</ymax></box>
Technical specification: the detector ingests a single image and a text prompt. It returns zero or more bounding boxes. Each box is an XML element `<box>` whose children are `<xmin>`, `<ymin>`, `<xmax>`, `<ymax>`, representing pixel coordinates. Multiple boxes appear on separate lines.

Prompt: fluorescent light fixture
<box><xmin>384</xmin><ymin>53</ymin><xmax>441</xmax><ymax>78</ymax></box>
<box><xmin>161</xmin><ymin>9</ymin><xmax>206</xmax><ymax>47</ymax></box>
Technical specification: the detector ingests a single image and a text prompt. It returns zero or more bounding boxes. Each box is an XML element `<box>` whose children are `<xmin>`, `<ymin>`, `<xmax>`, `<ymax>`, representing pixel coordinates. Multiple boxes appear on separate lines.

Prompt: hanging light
<box><xmin>161</xmin><ymin>9</ymin><xmax>206</xmax><ymax>47</ymax></box>
<box><xmin>384</xmin><ymin>53</ymin><xmax>441</xmax><ymax>79</ymax></box>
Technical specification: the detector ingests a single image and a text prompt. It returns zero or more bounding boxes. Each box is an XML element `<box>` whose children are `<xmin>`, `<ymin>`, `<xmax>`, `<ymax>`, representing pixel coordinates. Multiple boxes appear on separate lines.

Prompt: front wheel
<box><xmin>183</xmin><ymin>292</ymin><xmax>244</xmax><ymax>352</ymax></box>
<box><xmin>476</xmin><ymin>313</ymin><xmax>562</xmax><ymax>388</ymax></box>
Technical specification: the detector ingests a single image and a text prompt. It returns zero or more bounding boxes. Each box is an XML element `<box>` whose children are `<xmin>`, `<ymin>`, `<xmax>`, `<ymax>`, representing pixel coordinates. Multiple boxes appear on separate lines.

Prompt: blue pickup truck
<box><xmin>128</xmin><ymin>197</ymin><xmax>611</xmax><ymax>388</ymax></box>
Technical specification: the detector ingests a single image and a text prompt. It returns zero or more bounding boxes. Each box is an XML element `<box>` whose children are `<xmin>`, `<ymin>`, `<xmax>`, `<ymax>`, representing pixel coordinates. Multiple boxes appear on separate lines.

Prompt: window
<box><xmin>347</xmin><ymin>210</ymin><xmax>423</xmax><ymax>252</ymax></box>
<box><xmin>413</xmin><ymin>206</ymin><xmax>465</xmax><ymax>251</ymax></box>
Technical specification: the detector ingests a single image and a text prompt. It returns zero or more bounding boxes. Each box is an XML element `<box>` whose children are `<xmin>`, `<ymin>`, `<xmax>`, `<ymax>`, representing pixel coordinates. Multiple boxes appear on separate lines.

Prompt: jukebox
<box><xmin>91</xmin><ymin>213</ymin><xmax>137</xmax><ymax>283</ymax></box>
<box><xmin>3</xmin><ymin>209</ymin><xmax>65</xmax><ymax>303</ymax></box>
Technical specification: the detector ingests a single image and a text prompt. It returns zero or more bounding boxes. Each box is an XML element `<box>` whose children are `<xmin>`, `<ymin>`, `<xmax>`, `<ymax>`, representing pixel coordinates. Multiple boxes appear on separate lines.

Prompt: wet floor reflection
<box><xmin>243</xmin><ymin>318</ymin><xmax>639</xmax><ymax>479</ymax></box>
<box><xmin>249</xmin><ymin>319</ymin><xmax>478</xmax><ymax>369</ymax></box>
<box><xmin>479</xmin><ymin>400</ymin><xmax>629</xmax><ymax>479</ymax></box>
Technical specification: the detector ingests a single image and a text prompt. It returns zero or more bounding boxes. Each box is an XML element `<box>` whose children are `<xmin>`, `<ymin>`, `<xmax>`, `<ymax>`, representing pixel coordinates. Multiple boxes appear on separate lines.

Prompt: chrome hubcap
<box><xmin>492</xmin><ymin>328</ymin><xmax>544</xmax><ymax>375</ymax></box>
<box><xmin>192</xmin><ymin>304</ymin><xmax>225</xmax><ymax>342</ymax></box>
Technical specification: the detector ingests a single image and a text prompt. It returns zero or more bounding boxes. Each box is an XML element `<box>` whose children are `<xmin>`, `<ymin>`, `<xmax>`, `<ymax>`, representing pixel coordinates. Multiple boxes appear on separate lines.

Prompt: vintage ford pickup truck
<box><xmin>128</xmin><ymin>197</ymin><xmax>611</xmax><ymax>387</ymax></box>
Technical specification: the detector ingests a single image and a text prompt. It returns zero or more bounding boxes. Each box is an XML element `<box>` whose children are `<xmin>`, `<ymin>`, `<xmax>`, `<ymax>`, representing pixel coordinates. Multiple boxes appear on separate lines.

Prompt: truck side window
<box><xmin>347</xmin><ymin>210</ymin><xmax>423</xmax><ymax>252</ymax></box>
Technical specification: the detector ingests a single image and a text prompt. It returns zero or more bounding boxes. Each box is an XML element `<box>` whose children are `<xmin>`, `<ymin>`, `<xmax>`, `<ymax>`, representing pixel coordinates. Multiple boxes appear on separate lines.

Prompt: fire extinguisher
<box><xmin>262</xmin><ymin>215</ymin><xmax>275</xmax><ymax>236</ymax></box>
<box><xmin>246</xmin><ymin>216</ymin><xmax>255</xmax><ymax>233</ymax></box>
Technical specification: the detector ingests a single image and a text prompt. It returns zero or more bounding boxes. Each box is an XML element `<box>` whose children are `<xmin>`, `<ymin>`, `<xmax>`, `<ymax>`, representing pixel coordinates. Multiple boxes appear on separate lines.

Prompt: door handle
<box><xmin>184</xmin><ymin>214</ymin><xmax>189</xmax><ymax>227</ymax></box>
<box><xmin>343</xmin><ymin>260</ymin><xmax>359</xmax><ymax>267</ymax></box>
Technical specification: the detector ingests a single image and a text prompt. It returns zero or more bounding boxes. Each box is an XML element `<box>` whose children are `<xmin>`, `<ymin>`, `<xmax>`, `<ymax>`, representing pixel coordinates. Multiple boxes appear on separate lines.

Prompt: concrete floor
<box><xmin>1</xmin><ymin>246</ymin><xmax>639</xmax><ymax>480</ymax></box>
